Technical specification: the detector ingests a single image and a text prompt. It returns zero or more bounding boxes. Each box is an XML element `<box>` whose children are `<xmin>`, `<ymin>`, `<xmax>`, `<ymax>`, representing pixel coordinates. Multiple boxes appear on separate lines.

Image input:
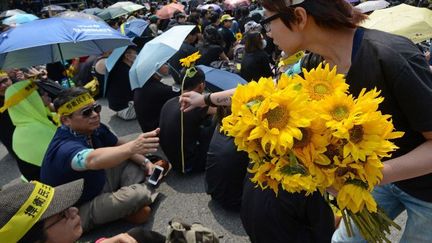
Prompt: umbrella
<box><xmin>197</xmin><ymin>65</ymin><xmax>247</xmax><ymax>91</ymax></box>
<box><xmin>198</xmin><ymin>4</ymin><xmax>223</xmax><ymax>13</ymax></box>
<box><xmin>156</xmin><ymin>3</ymin><xmax>185</xmax><ymax>19</ymax></box>
<box><xmin>56</xmin><ymin>11</ymin><xmax>103</xmax><ymax>22</ymax></box>
<box><xmin>2</xmin><ymin>14</ymin><xmax>39</xmax><ymax>26</ymax></box>
<box><xmin>81</xmin><ymin>8</ymin><xmax>103</xmax><ymax>15</ymax></box>
<box><xmin>109</xmin><ymin>1</ymin><xmax>145</xmax><ymax>13</ymax></box>
<box><xmin>120</xmin><ymin>19</ymin><xmax>149</xmax><ymax>38</ymax></box>
<box><xmin>224</xmin><ymin>0</ymin><xmax>250</xmax><ymax>10</ymax></box>
<box><xmin>97</xmin><ymin>7</ymin><xmax>129</xmax><ymax>20</ymax></box>
<box><xmin>0</xmin><ymin>9</ymin><xmax>27</xmax><ymax>18</ymax></box>
<box><xmin>129</xmin><ymin>25</ymin><xmax>195</xmax><ymax>89</ymax></box>
<box><xmin>41</xmin><ymin>5</ymin><xmax>66</xmax><ymax>12</ymax></box>
<box><xmin>0</xmin><ymin>17</ymin><xmax>132</xmax><ymax>69</ymax></box>
<box><xmin>354</xmin><ymin>0</ymin><xmax>390</xmax><ymax>13</ymax></box>
<box><xmin>362</xmin><ymin>4</ymin><xmax>432</xmax><ymax>43</ymax></box>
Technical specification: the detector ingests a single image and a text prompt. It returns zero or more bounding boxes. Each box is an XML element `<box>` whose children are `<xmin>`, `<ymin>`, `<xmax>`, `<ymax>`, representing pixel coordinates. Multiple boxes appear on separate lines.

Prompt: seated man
<box><xmin>159</xmin><ymin>67</ymin><xmax>216</xmax><ymax>173</ymax></box>
<box><xmin>40</xmin><ymin>87</ymin><xmax>166</xmax><ymax>232</ymax></box>
<box><xmin>0</xmin><ymin>179</ymin><xmax>166</xmax><ymax>243</ymax></box>
<box><xmin>106</xmin><ymin>46</ymin><xmax>137</xmax><ymax>120</ymax></box>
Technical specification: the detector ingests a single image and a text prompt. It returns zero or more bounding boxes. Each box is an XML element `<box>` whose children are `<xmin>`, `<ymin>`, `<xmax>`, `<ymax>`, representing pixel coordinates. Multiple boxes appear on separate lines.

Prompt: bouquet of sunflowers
<box><xmin>221</xmin><ymin>63</ymin><xmax>403</xmax><ymax>242</ymax></box>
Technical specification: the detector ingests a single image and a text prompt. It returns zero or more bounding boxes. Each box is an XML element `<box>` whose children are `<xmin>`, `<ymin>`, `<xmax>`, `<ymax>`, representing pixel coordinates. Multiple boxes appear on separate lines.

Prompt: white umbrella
<box><xmin>0</xmin><ymin>9</ymin><xmax>27</xmax><ymax>18</ymax></box>
<box><xmin>355</xmin><ymin>0</ymin><xmax>390</xmax><ymax>14</ymax></box>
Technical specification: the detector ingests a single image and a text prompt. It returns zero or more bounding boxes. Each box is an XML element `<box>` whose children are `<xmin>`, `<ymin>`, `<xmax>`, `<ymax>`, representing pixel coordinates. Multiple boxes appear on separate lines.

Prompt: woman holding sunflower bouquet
<box><xmin>180</xmin><ymin>0</ymin><xmax>432</xmax><ymax>242</ymax></box>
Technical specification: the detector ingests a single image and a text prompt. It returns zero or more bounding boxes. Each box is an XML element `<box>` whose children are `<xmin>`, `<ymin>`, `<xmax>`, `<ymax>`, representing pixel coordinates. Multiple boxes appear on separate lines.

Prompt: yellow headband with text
<box><xmin>57</xmin><ymin>93</ymin><xmax>95</xmax><ymax>116</ymax></box>
<box><xmin>0</xmin><ymin>181</ymin><xmax>55</xmax><ymax>242</ymax></box>
<box><xmin>0</xmin><ymin>81</ymin><xmax>37</xmax><ymax>113</ymax></box>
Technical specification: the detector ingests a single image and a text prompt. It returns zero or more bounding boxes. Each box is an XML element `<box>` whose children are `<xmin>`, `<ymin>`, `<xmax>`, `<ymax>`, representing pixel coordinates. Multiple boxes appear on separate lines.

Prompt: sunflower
<box><xmin>230</xmin><ymin>77</ymin><xmax>275</xmax><ymax>114</ymax></box>
<box><xmin>276</xmin><ymin>73</ymin><xmax>302</xmax><ymax>91</ymax></box>
<box><xmin>299</xmin><ymin>63</ymin><xmax>349</xmax><ymax>101</ymax></box>
<box><xmin>249</xmin><ymin>160</ymin><xmax>280</xmax><ymax>194</ymax></box>
<box><xmin>337</xmin><ymin>181</ymin><xmax>377</xmax><ymax>213</ymax></box>
<box><xmin>248</xmin><ymin>88</ymin><xmax>312</xmax><ymax>156</ymax></box>
<box><xmin>235</xmin><ymin>32</ymin><xmax>243</xmax><ymax>41</ymax></box>
<box><xmin>179</xmin><ymin>51</ymin><xmax>201</xmax><ymax>67</ymax></box>
<box><xmin>355</xmin><ymin>155</ymin><xmax>383</xmax><ymax>189</ymax></box>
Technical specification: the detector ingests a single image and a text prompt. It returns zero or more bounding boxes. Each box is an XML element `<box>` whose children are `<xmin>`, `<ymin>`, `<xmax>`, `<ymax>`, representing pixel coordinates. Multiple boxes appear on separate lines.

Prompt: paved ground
<box><xmin>0</xmin><ymin>97</ymin><xmax>406</xmax><ymax>242</ymax></box>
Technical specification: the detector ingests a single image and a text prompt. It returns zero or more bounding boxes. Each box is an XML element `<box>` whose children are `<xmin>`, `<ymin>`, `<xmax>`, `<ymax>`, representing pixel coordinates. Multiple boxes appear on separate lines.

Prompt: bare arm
<box><xmin>381</xmin><ymin>131</ymin><xmax>432</xmax><ymax>184</ymax></box>
<box><xmin>84</xmin><ymin>129</ymin><xmax>159</xmax><ymax>170</ymax></box>
<box><xmin>180</xmin><ymin>89</ymin><xmax>235</xmax><ymax>112</ymax></box>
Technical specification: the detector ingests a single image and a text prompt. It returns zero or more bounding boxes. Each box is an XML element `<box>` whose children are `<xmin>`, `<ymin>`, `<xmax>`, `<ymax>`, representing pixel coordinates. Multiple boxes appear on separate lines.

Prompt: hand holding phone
<box><xmin>148</xmin><ymin>165</ymin><xmax>164</xmax><ymax>185</ymax></box>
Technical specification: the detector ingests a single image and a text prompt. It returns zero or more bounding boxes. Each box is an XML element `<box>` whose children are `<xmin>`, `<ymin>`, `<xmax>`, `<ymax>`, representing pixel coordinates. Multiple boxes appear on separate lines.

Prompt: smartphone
<box><xmin>148</xmin><ymin>165</ymin><xmax>164</xmax><ymax>185</ymax></box>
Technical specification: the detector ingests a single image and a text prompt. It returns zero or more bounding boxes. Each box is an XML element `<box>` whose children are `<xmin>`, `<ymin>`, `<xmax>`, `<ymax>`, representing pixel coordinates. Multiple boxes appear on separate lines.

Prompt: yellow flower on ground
<box><xmin>179</xmin><ymin>51</ymin><xmax>201</xmax><ymax>67</ymax></box>
<box><xmin>299</xmin><ymin>63</ymin><xmax>349</xmax><ymax>101</ymax></box>
<box><xmin>248</xmin><ymin>88</ymin><xmax>312</xmax><ymax>156</ymax></box>
<box><xmin>337</xmin><ymin>182</ymin><xmax>377</xmax><ymax>213</ymax></box>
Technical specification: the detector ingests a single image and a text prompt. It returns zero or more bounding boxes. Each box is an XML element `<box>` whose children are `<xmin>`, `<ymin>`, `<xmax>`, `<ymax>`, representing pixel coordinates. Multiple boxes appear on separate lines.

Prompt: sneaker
<box><xmin>124</xmin><ymin>206</ymin><xmax>151</xmax><ymax>224</ymax></box>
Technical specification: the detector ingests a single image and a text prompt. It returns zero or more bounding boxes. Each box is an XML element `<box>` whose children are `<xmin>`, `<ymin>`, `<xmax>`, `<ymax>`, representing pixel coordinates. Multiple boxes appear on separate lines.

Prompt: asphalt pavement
<box><xmin>0</xmin><ymin>97</ymin><xmax>406</xmax><ymax>243</ymax></box>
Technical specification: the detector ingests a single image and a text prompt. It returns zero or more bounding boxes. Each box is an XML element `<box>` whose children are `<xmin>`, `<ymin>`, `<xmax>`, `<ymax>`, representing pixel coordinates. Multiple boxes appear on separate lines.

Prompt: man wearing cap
<box><xmin>218</xmin><ymin>14</ymin><xmax>236</xmax><ymax>56</ymax></box>
<box><xmin>0</xmin><ymin>179</ymin><xmax>166</xmax><ymax>243</ymax></box>
<box><xmin>40</xmin><ymin>87</ymin><xmax>165</xmax><ymax>232</ymax></box>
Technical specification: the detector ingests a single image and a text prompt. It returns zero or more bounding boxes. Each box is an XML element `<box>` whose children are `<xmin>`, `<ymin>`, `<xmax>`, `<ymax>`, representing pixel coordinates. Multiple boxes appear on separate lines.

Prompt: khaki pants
<box><xmin>79</xmin><ymin>162</ymin><xmax>157</xmax><ymax>232</ymax></box>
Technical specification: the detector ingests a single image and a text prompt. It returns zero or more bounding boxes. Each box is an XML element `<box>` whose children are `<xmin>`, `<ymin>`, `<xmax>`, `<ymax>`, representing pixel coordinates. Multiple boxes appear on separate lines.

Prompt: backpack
<box><xmin>166</xmin><ymin>218</ymin><xmax>220</xmax><ymax>243</ymax></box>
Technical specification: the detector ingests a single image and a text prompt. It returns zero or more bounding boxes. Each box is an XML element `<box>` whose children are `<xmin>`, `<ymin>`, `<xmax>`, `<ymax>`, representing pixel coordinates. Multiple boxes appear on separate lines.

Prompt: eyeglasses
<box><xmin>79</xmin><ymin>103</ymin><xmax>102</xmax><ymax>118</ymax></box>
<box><xmin>260</xmin><ymin>13</ymin><xmax>281</xmax><ymax>33</ymax></box>
<box><xmin>43</xmin><ymin>211</ymin><xmax>66</xmax><ymax>230</ymax></box>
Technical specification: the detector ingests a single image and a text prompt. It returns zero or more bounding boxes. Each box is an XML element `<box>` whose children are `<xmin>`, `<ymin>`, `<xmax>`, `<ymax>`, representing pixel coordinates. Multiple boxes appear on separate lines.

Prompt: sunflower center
<box><xmin>331</xmin><ymin>105</ymin><xmax>349</xmax><ymax>121</ymax></box>
<box><xmin>349</xmin><ymin>125</ymin><xmax>364</xmax><ymax>144</ymax></box>
<box><xmin>264</xmin><ymin>106</ymin><xmax>289</xmax><ymax>130</ymax></box>
<box><xmin>294</xmin><ymin>128</ymin><xmax>311</xmax><ymax>148</ymax></box>
<box><xmin>313</xmin><ymin>82</ymin><xmax>330</xmax><ymax>95</ymax></box>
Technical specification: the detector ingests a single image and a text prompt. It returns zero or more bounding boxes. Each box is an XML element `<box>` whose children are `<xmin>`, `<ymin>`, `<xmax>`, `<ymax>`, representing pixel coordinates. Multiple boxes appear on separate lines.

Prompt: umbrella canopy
<box><xmin>129</xmin><ymin>25</ymin><xmax>195</xmax><ymax>89</ymax></box>
<box><xmin>224</xmin><ymin>0</ymin><xmax>250</xmax><ymax>10</ymax></box>
<box><xmin>197</xmin><ymin>65</ymin><xmax>247</xmax><ymax>91</ymax></box>
<box><xmin>354</xmin><ymin>0</ymin><xmax>390</xmax><ymax>13</ymax></box>
<box><xmin>109</xmin><ymin>1</ymin><xmax>145</xmax><ymax>13</ymax></box>
<box><xmin>198</xmin><ymin>4</ymin><xmax>223</xmax><ymax>13</ymax></box>
<box><xmin>0</xmin><ymin>9</ymin><xmax>27</xmax><ymax>18</ymax></box>
<box><xmin>156</xmin><ymin>3</ymin><xmax>185</xmax><ymax>19</ymax></box>
<box><xmin>0</xmin><ymin>17</ymin><xmax>132</xmax><ymax>69</ymax></box>
<box><xmin>362</xmin><ymin>4</ymin><xmax>432</xmax><ymax>43</ymax></box>
<box><xmin>2</xmin><ymin>14</ymin><xmax>39</xmax><ymax>26</ymax></box>
<box><xmin>81</xmin><ymin>8</ymin><xmax>103</xmax><ymax>15</ymax></box>
<box><xmin>97</xmin><ymin>7</ymin><xmax>129</xmax><ymax>20</ymax></box>
<box><xmin>120</xmin><ymin>19</ymin><xmax>149</xmax><ymax>38</ymax></box>
<box><xmin>41</xmin><ymin>5</ymin><xmax>66</xmax><ymax>12</ymax></box>
<box><xmin>56</xmin><ymin>11</ymin><xmax>103</xmax><ymax>22</ymax></box>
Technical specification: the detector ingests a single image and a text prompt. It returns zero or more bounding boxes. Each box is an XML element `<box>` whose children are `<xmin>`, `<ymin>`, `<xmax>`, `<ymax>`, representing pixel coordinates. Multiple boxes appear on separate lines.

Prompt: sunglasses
<box><xmin>79</xmin><ymin>103</ymin><xmax>102</xmax><ymax>118</ymax></box>
<box><xmin>43</xmin><ymin>210</ymin><xmax>66</xmax><ymax>230</ymax></box>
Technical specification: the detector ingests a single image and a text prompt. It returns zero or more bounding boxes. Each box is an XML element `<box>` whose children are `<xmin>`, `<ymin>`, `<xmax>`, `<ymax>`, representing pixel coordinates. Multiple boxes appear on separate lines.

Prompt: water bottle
<box><xmin>61</xmin><ymin>78</ymin><xmax>70</xmax><ymax>89</ymax></box>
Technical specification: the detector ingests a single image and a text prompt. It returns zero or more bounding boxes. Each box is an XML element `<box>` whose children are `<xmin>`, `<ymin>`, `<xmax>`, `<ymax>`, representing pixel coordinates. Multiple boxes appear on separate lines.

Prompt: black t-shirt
<box><xmin>159</xmin><ymin>96</ymin><xmax>209</xmax><ymax>172</ymax></box>
<box><xmin>218</xmin><ymin>26</ymin><xmax>236</xmax><ymax>54</ymax></box>
<box><xmin>205</xmin><ymin>127</ymin><xmax>249</xmax><ymax>211</ymax></box>
<box><xmin>197</xmin><ymin>44</ymin><xmax>224</xmax><ymax>66</ymax></box>
<box><xmin>106</xmin><ymin>61</ymin><xmax>134</xmax><ymax>111</ymax></box>
<box><xmin>347</xmin><ymin>28</ymin><xmax>432</xmax><ymax>202</ymax></box>
<box><xmin>133</xmin><ymin>77</ymin><xmax>179</xmax><ymax>133</ymax></box>
<box><xmin>168</xmin><ymin>42</ymin><xmax>198</xmax><ymax>84</ymax></box>
<box><xmin>241</xmin><ymin>50</ymin><xmax>273</xmax><ymax>82</ymax></box>
<box><xmin>241</xmin><ymin>172</ymin><xmax>334</xmax><ymax>243</ymax></box>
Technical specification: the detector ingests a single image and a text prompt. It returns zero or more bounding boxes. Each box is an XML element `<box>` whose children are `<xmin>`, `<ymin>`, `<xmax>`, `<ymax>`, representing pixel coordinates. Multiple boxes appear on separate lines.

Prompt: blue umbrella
<box><xmin>129</xmin><ymin>25</ymin><xmax>195</xmax><ymax>89</ymax></box>
<box><xmin>197</xmin><ymin>65</ymin><xmax>247</xmax><ymax>91</ymax></box>
<box><xmin>81</xmin><ymin>8</ymin><xmax>103</xmax><ymax>15</ymax></box>
<box><xmin>120</xmin><ymin>19</ymin><xmax>149</xmax><ymax>38</ymax></box>
<box><xmin>0</xmin><ymin>18</ymin><xmax>132</xmax><ymax>69</ymax></box>
<box><xmin>2</xmin><ymin>14</ymin><xmax>39</xmax><ymax>26</ymax></box>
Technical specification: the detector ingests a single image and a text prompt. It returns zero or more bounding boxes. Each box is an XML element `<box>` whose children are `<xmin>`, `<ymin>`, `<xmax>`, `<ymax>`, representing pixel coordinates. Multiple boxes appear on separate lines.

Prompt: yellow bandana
<box><xmin>0</xmin><ymin>81</ymin><xmax>37</xmax><ymax>113</ymax></box>
<box><xmin>57</xmin><ymin>93</ymin><xmax>95</xmax><ymax>116</ymax></box>
<box><xmin>0</xmin><ymin>181</ymin><xmax>55</xmax><ymax>242</ymax></box>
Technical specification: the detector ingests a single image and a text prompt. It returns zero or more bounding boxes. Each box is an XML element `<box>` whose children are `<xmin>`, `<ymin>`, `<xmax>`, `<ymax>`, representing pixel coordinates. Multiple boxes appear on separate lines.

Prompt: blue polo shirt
<box><xmin>40</xmin><ymin>123</ymin><xmax>118</xmax><ymax>203</ymax></box>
